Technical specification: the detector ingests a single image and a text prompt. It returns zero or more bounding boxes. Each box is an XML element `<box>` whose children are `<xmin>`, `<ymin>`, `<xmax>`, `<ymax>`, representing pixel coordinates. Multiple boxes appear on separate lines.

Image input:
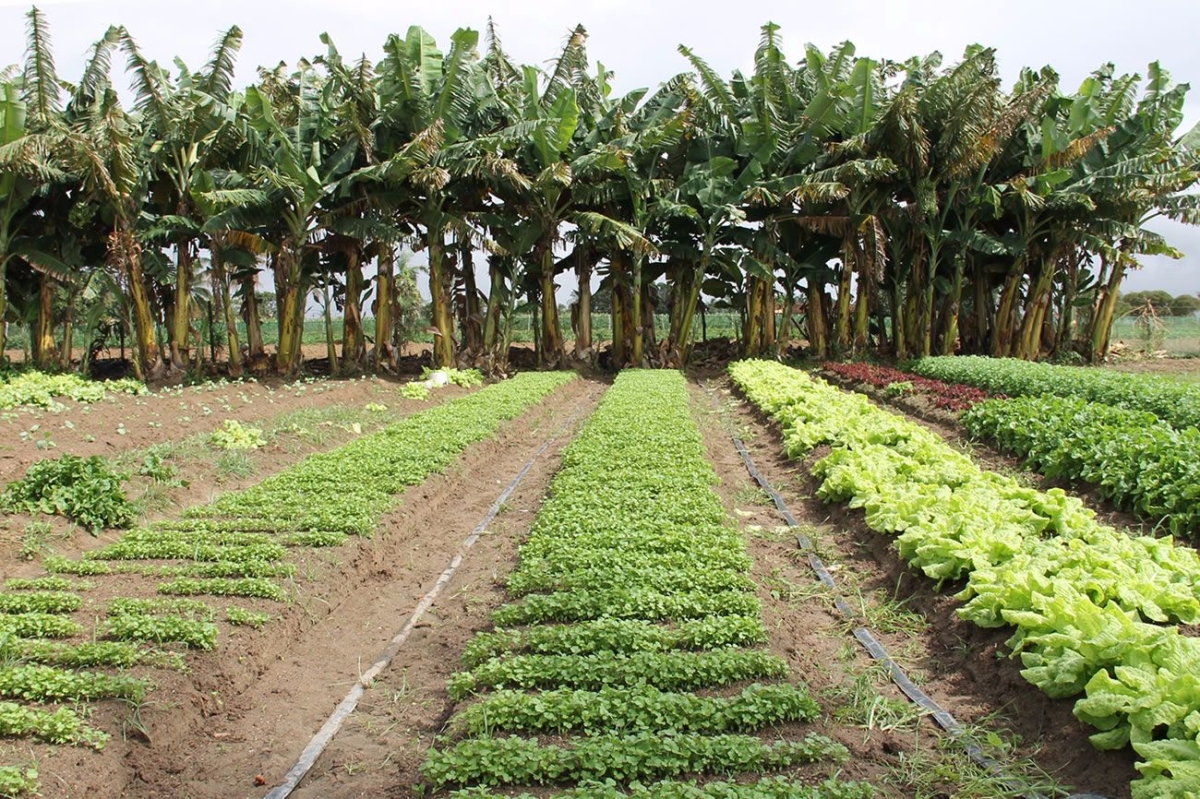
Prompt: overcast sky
<box><xmin>2</xmin><ymin>0</ymin><xmax>1198</xmax><ymax>297</ymax></box>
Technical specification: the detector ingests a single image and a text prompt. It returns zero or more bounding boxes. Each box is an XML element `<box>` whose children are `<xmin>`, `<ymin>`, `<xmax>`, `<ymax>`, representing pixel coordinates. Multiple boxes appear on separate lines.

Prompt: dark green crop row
<box><xmin>730</xmin><ymin>360</ymin><xmax>1200</xmax><ymax>799</ymax></box>
<box><xmin>423</xmin><ymin>732</ymin><xmax>846</xmax><ymax>789</ymax></box>
<box><xmin>0</xmin><ymin>591</ymin><xmax>82</xmax><ymax>615</ymax></box>
<box><xmin>451</xmin><ymin>683</ymin><xmax>819</xmax><ymax>736</ymax></box>
<box><xmin>911</xmin><ymin>355</ymin><xmax>1200</xmax><ymax>431</ymax></box>
<box><xmin>425</xmin><ymin>371</ymin><xmax>864</xmax><ymax>795</ymax></box>
<box><xmin>446</xmin><ymin>776</ymin><xmax>877</xmax><ymax>799</ymax></box>
<box><xmin>491</xmin><ymin>588</ymin><xmax>760</xmax><ymax>626</ymax></box>
<box><xmin>461</xmin><ymin>617</ymin><xmax>768</xmax><ymax>667</ymax></box>
<box><xmin>505</xmin><ymin>561</ymin><xmax>755</xmax><ymax>596</ymax></box>
<box><xmin>191</xmin><ymin>372</ymin><xmax>577</xmax><ymax>534</ymax></box>
<box><xmin>962</xmin><ymin>395</ymin><xmax>1200</xmax><ymax>536</ymax></box>
<box><xmin>448</xmin><ymin>649</ymin><xmax>789</xmax><ymax>700</ymax></box>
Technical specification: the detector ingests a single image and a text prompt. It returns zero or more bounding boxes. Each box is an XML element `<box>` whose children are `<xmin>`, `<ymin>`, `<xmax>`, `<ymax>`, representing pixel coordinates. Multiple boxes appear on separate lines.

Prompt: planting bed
<box><xmin>0</xmin><ymin>363</ymin><xmax>1193</xmax><ymax>798</ymax></box>
<box><xmin>730</xmin><ymin>360</ymin><xmax>1200</xmax><ymax>799</ymax></box>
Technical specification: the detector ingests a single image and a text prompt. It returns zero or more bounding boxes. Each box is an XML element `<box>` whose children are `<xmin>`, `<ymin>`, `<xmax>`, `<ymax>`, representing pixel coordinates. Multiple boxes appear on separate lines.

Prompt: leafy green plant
<box><xmin>398</xmin><ymin>382</ymin><xmax>430</xmax><ymax>400</ymax></box>
<box><xmin>209</xmin><ymin>419</ymin><xmax>267</xmax><ymax>451</ymax></box>
<box><xmin>0</xmin><ymin>664</ymin><xmax>146</xmax><ymax>702</ymax></box>
<box><xmin>0</xmin><ymin>695</ymin><xmax>105</xmax><ymax>748</ymax></box>
<box><xmin>462</xmin><ymin>616</ymin><xmax>767</xmax><ymax>667</ymax></box>
<box><xmin>16</xmin><ymin>521</ymin><xmax>53</xmax><ymax>561</ymax></box>
<box><xmin>226</xmin><ymin>607</ymin><xmax>272</xmax><ymax>628</ymax></box>
<box><xmin>0</xmin><ymin>764</ymin><xmax>38</xmax><ymax>798</ymax></box>
<box><xmin>962</xmin><ymin>395</ymin><xmax>1200</xmax><ymax>536</ymax></box>
<box><xmin>450</xmin><ymin>683</ymin><xmax>819</xmax><ymax>737</ymax></box>
<box><xmin>445</xmin><ymin>777</ymin><xmax>877</xmax><ymax>799</ymax></box>
<box><xmin>422</xmin><ymin>732</ymin><xmax>846</xmax><ymax>789</ymax></box>
<box><xmin>157</xmin><ymin>577</ymin><xmax>287</xmax><ymax>602</ymax></box>
<box><xmin>0</xmin><ymin>455</ymin><xmax>134</xmax><ymax>533</ymax></box>
<box><xmin>912</xmin><ymin>356</ymin><xmax>1200</xmax><ymax>431</ymax></box>
<box><xmin>0</xmin><ymin>371</ymin><xmax>145</xmax><ymax>411</ymax></box>
<box><xmin>0</xmin><ymin>591</ymin><xmax>81</xmax><ymax>614</ymax></box>
<box><xmin>104</xmin><ymin>614</ymin><xmax>218</xmax><ymax>650</ymax></box>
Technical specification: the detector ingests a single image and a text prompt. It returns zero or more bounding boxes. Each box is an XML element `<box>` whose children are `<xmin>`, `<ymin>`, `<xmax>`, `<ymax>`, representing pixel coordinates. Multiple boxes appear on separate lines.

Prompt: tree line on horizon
<box><xmin>1</xmin><ymin>8</ymin><xmax>1198</xmax><ymax>378</ymax></box>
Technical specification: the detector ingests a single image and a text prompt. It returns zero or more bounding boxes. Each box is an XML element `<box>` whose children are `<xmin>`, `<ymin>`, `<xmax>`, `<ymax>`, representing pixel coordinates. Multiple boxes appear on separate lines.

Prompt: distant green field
<box><xmin>9</xmin><ymin>312</ymin><xmax>1195</xmax><ymax>359</ymax></box>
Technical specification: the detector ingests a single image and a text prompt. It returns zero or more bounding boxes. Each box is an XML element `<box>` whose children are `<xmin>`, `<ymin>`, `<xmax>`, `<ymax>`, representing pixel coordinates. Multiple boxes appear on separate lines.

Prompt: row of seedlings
<box><xmin>911</xmin><ymin>355</ymin><xmax>1200</xmax><ymax>431</ymax></box>
<box><xmin>0</xmin><ymin>372</ymin><xmax>575</xmax><ymax>793</ymax></box>
<box><xmin>422</xmin><ymin>370</ymin><xmax>875</xmax><ymax>799</ymax></box>
<box><xmin>729</xmin><ymin>360</ymin><xmax>1200</xmax><ymax>799</ymax></box>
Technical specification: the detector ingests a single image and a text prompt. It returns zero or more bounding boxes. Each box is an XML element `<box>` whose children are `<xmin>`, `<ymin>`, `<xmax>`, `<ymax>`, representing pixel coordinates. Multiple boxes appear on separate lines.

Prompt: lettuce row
<box><xmin>730</xmin><ymin>359</ymin><xmax>1200</xmax><ymax>799</ymax></box>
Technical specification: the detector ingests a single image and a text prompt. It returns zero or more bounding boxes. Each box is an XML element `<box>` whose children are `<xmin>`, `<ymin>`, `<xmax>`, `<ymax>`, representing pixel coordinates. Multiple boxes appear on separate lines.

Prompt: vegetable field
<box><xmin>0</xmin><ymin>357</ymin><xmax>1197</xmax><ymax>798</ymax></box>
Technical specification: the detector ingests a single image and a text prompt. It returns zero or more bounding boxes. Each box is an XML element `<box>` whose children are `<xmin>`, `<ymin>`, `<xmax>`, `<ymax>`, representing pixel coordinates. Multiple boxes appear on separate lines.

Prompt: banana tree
<box><xmin>241</xmin><ymin>63</ymin><xmax>356</xmax><ymax>374</ymax></box>
<box><xmin>121</xmin><ymin>25</ymin><xmax>243</xmax><ymax>370</ymax></box>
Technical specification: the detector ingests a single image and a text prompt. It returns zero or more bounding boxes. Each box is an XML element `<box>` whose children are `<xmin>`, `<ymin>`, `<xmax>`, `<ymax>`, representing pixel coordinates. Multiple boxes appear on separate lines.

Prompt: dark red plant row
<box><xmin>819</xmin><ymin>361</ymin><xmax>996</xmax><ymax>412</ymax></box>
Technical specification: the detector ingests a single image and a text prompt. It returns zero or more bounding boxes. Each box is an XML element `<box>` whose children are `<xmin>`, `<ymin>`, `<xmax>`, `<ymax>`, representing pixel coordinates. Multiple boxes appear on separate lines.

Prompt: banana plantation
<box><xmin>1</xmin><ymin>10</ymin><xmax>1198</xmax><ymax>378</ymax></box>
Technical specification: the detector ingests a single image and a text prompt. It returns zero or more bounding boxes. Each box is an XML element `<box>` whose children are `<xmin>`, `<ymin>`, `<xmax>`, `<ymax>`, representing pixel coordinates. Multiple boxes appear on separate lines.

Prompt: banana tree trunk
<box><xmin>641</xmin><ymin>278</ymin><xmax>658</xmax><ymax>357</ymax></box>
<box><xmin>482</xmin><ymin>257</ymin><xmax>508</xmax><ymax>375</ymax></box>
<box><xmin>373</xmin><ymin>246</ymin><xmax>394</xmax><ymax>369</ymax></box>
<box><xmin>59</xmin><ymin>288</ymin><xmax>76</xmax><ymax>369</ymax></box>
<box><xmin>321</xmin><ymin>280</ymin><xmax>338</xmax><ymax>376</ymax></box>
<box><xmin>744</xmin><ymin>276</ymin><xmax>761</xmax><ymax>357</ymax></box>
<box><xmin>805</xmin><ymin>280</ymin><xmax>829</xmax><ymax>359</ymax></box>
<box><xmin>170</xmin><ymin>235</ymin><xmax>192</xmax><ymax>370</ymax></box>
<box><xmin>239</xmin><ymin>274</ymin><xmax>264</xmax><ymax>360</ymax></box>
<box><xmin>538</xmin><ymin>238</ymin><xmax>564</xmax><ymax>368</ymax></box>
<box><xmin>937</xmin><ymin>257</ymin><xmax>966</xmax><ymax>356</ymax></box>
<box><xmin>33</xmin><ymin>273</ymin><xmax>55</xmax><ymax>369</ymax></box>
<box><xmin>274</xmin><ymin>243</ymin><xmax>305</xmax><ymax>375</ymax></box>
<box><xmin>574</xmin><ymin>250</ymin><xmax>592</xmax><ymax>361</ymax></box>
<box><xmin>1017</xmin><ymin>259</ymin><xmax>1056</xmax><ymax>360</ymax></box>
<box><xmin>969</xmin><ymin>273</ymin><xmax>991</xmax><ymax>356</ymax></box>
<box><xmin>111</xmin><ymin>225</ymin><xmax>160</xmax><ymax>381</ymax></box>
<box><xmin>213</xmin><ymin>249</ymin><xmax>242</xmax><ymax>377</ymax></box>
<box><xmin>460</xmin><ymin>242</ymin><xmax>483</xmax><ymax>360</ymax></box>
<box><xmin>609</xmin><ymin>271</ymin><xmax>628</xmax><ymax>364</ymax></box>
<box><xmin>1089</xmin><ymin>260</ymin><xmax>1126</xmax><ymax>362</ymax></box>
<box><xmin>428</xmin><ymin>231</ymin><xmax>455</xmax><ymax>368</ymax></box>
<box><xmin>992</xmin><ymin>264</ymin><xmax>1025</xmax><ymax>357</ymax></box>
<box><xmin>667</xmin><ymin>258</ymin><xmax>702</xmax><ymax>367</ymax></box>
<box><xmin>833</xmin><ymin>243</ymin><xmax>854</xmax><ymax>355</ymax></box>
<box><xmin>630</xmin><ymin>254</ymin><xmax>644</xmax><ymax>366</ymax></box>
<box><xmin>852</xmin><ymin>248</ymin><xmax>871</xmax><ymax>355</ymax></box>
<box><xmin>341</xmin><ymin>248</ymin><xmax>364</xmax><ymax>371</ymax></box>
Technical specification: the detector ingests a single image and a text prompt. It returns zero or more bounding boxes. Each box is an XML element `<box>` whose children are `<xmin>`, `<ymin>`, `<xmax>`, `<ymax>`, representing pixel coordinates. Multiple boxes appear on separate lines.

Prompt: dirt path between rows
<box><xmin>688</xmin><ymin>377</ymin><xmax>1136</xmax><ymax>799</ymax></box>
<box><xmin>110</xmin><ymin>377</ymin><xmax>604</xmax><ymax>799</ymax></box>
<box><xmin>0</xmin><ymin>376</ymin><xmax>409</xmax><ymax>487</ymax></box>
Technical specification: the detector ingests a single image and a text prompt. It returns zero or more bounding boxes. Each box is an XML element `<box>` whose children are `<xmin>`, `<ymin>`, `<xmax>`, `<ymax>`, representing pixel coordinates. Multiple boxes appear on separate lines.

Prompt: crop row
<box><xmin>0</xmin><ymin>370</ymin><xmax>147</xmax><ymax>411</ymax></box>
<box><xmin>962</xmin><ymin>395</ymin><xmax>1200</xmax><ymax>537</ymax></box>
<box><xmin>820</xmin><ymin>361</ymin><xmax>993</xmax><ymax>411</ymax></box>
<box><xmin>911</xmin><ymin>355</ymin><xmax>1200</xmax><ymax>431</ymax></box>
<box><xmin>729</xmin><ymin>360</ymin><xmax>1200</xmax><ymax>799</ymax></box>
<box><xmin>0</xmin><ymin>373</ymin><xmax>574</xmax><ymax>787</ymax></box>
<box><xmin>189</xmin><ymin>372</ymin><xmax>575</xmax><ymax>534</ymax></box>
<box><xmin>422</xmin><ymin>371</ymin><xmax>872</xmax><ymax>797</ymax></box>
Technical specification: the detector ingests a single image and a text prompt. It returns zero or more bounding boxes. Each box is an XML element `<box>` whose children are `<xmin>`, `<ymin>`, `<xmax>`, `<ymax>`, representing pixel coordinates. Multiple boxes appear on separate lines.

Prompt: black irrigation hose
<box><xmin>705</xmin><ymin>381</ymin><xmax>1111</xmax><ymax>799</ymax></box>
<box><xmin>264</xmin><ymin>388</ymin><xmax>599</xmax><ymax>799</ymax></box>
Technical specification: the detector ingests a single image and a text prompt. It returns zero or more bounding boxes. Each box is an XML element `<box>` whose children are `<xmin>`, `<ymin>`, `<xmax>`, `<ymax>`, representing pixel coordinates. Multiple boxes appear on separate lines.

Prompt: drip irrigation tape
<box><xmin>264</xmin><ymin>390</ymin><xmax>597</xmax><ymax>799</ymax></box>
<box><xmin>706</xmin><ymin>381</ymin><xmax>1109</xmax><ymax>799</ymax></box>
